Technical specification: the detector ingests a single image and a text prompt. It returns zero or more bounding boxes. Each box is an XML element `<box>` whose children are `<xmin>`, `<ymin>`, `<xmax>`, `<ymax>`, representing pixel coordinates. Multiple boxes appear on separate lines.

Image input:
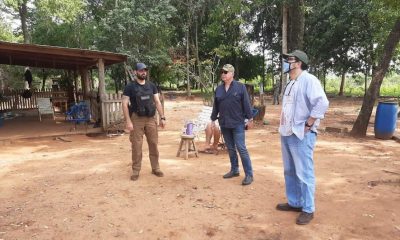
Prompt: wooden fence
<box><xmin>0</xmin><ymin>89</ymin><xmax>68</xmax><ymax>111</ymax></box>
<box><xmin>1</xmin><ymin>89</ymin><xmax>125</xmax><ymax>130</ymax></box>
<box><xmin>101</xmin><ymin>92</ymin><xmax>123</xmax><ymax>129</ymax></box>
<box><xmin>99</xmin><ymin>92</ymin><xmax>164</xmax><ymax>129</ymax></box>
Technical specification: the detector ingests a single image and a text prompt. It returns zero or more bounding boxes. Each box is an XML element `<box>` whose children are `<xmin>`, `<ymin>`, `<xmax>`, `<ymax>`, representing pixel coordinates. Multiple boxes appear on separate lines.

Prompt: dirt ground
<box><xmin>0</xmin><ymin>96</ymin><xmax>399</xmax><ymax>240</ymax></box>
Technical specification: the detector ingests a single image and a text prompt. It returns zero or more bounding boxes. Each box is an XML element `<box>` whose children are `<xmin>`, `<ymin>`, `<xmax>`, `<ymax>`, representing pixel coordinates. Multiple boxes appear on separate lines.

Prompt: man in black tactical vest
<box><xmin>122</xmin><ymin>63</ymin><xmax>166</xmax><ymax>181</ymax></box>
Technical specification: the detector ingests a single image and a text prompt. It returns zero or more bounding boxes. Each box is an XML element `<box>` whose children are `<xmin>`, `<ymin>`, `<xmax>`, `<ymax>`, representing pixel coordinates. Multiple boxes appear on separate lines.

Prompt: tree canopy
<box><xmin>1</xmin><ymin>0</ymin><xmax>399</xmax><ymax>136</ymax></box>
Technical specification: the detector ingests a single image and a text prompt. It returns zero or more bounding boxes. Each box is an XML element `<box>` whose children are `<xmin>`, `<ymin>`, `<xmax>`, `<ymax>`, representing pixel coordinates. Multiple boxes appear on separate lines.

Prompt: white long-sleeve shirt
<box><xmin>279</xmin><ymin>70</ymin><xmax>329</xmax><ymax>140</ymax></box>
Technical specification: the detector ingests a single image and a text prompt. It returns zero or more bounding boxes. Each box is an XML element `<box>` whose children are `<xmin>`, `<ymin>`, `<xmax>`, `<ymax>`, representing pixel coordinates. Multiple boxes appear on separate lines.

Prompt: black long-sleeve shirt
<box><xmin>211</xmin><ymin>80</ymin><xmax>253</xmax><ymax>128</ymax></box>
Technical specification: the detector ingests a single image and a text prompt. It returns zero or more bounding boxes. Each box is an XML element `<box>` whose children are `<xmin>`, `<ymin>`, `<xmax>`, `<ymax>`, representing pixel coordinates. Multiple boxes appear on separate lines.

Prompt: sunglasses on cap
<box><xmin>221</xmin><ymin>70</ymin><xmax>229</xmax><ymax>74</ymax></box>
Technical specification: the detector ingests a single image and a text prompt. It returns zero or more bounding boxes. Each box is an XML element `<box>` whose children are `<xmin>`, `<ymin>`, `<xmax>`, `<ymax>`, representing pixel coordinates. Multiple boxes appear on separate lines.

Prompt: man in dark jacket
<box><xmin>211</xmin><ymin>64</ymin><xmax>254</xmax><ymax>185</ymax></box>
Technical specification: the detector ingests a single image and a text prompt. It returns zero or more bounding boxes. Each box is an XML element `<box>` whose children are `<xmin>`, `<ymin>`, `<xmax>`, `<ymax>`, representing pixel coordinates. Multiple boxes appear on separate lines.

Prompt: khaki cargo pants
<box><xmin>130</xmin><ymin>113</ymin><xmax>160</xmax><ymax>176</ymax></box>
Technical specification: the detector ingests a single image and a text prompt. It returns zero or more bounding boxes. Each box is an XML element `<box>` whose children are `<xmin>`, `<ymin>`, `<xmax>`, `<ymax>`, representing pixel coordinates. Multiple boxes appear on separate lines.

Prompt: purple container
<box><xmin>185</xmin><ymin>122</ymin><xmax>194</xmax><ymax>135</ymax></box>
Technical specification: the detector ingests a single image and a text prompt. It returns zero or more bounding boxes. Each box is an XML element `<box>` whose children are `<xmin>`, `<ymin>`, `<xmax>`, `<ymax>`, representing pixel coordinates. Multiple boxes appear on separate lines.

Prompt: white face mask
<box><xmin>283</xmin><ymin>61</ymin><xmax>291</xmax><ymax>73</ymax></box>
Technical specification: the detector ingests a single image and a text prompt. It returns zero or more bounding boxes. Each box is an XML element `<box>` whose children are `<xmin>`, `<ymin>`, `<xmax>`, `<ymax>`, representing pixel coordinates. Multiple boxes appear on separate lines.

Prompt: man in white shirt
<box><xmin>276</xmin><ymin>50</ymin><xmax>329</xmax><ymax>225</ymax></box>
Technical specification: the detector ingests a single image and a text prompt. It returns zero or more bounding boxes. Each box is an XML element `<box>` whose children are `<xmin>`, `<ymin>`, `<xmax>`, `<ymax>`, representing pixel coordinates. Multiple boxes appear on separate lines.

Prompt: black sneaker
<box><xmin>276</xmin><ymin>203</ymin><xmax>302</xmax><ymax>212</ymax></box>
<box><xmin>296</xmin><ymin>212</ymin><xmax>314</xmax><ymax>225</ymax></box>
<box><xmin>242</xmin><ymin>175</ymin><xmax>253</xmax><ymax>185</ymax></box>
<box><xmin>152</xmin><ymin>170</ymin><xmax>164</xmax><ymax>177</ymax></box>
<box><xmin>223</xmin><ymin>171</ymin><xmax>240</xmax><ymax>179</ymax></box>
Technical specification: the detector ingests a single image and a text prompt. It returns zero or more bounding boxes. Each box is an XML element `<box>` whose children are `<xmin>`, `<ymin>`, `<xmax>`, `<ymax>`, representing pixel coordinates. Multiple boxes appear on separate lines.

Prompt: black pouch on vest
<box><xmin>136</xmin><ymin>94</ymin><xmax>156</xmax><ymax>117</ymax></box>
<box><xmin>133</xmin><ymin>82</ymin><xmax>156</xmax><ymax>117</ymax></box>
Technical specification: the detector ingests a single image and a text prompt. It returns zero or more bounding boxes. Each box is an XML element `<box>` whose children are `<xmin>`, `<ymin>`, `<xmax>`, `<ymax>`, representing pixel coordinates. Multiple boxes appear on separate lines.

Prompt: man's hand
<box><xmin>246</xmin><ymin>119</ymin><xmax>254</xmax><ymax>130</ymax></box>
<box><xmin>125</xmin><ymin>121</ymin><xmax>134</xmax><ymax>133</ymax></box>
<box><xmin>159</xmin><ymin>119</ymin><xmax>166</xmax><ymax>128</ymax></box>
<box><xmin>211</xmin><ymin>121</ymin><xmax>216</xmax><ymax>129</ymax></box>
<box><xmin>304</xmin><ymin>118</ymin><xmax>315</xmax><ymax>133</ymax></box>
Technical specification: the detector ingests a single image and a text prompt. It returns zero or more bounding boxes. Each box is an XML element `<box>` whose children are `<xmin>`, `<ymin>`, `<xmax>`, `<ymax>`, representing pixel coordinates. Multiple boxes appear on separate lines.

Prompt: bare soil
<box><xmin>0</xmin><ymin>96</ymin><xmax>399</xmax><ymax>240</ymax></box>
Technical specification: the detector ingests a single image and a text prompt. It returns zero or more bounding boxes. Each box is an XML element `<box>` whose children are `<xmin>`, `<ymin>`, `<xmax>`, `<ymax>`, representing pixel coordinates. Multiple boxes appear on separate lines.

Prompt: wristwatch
<box><xmin>161</xmin><ymin>117</ymin><xmax>166</xmax><ymax>120</ymax></box>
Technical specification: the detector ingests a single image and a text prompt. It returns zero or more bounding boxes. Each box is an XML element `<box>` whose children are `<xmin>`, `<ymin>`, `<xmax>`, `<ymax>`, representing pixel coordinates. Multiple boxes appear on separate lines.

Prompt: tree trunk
<box><xmin>66</xmin><ymin>71</ymin><xmax>75</xmax><ymax>106</ymax></box>
<box><xmin>288</xmin><ymin>0</ymin><xmax>305</xmax><ymax>51</ymax></box>
<box><xmin>364</xmin><ymin>68</ymin><xmax>368</xmax><ymax>97</ymax></box>
<box><xmin>261</xmin><ymin>44</ymin><xmax>266</xmax><ymax>105</ymax></box>
<box><xmin>338</xmin><ymin>70</ymin><xmax>346</xmax><ymax>96</ymax></box>
<box><xmin>323</xmin><ymin>67</ymin><xmax>327</xmax><ymax>92</ymax></box>
<box><xmin>19</xmin><ymin>1</ymin><xmax>30</xmax><ymax>44</ymax></box>
<box><xmin>351</xmin><ymin>18</ymin><xmax>400</xmax><ymax>137</ymax></box>
<box><xmin>280</xmin><ymin>4</ymin><xmax>288</xmax><ymax>99</ymax></box>
<box><xmin>195</xmin><ymin>20</ymin><xmax>202</xmax><ymax>92</ymax></box>
<box><xmin>186</xmin><ymin>24</ymin><xmax>191</xmax><ymax>97</ymax></box>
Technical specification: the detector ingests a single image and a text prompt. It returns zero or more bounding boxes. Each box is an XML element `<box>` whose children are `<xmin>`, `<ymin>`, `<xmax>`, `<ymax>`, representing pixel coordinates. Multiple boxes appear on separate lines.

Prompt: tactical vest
<box><xmin>131</xmin><ymin>82</ymin><xmax>156</xmax><ymax>117</ymax></box>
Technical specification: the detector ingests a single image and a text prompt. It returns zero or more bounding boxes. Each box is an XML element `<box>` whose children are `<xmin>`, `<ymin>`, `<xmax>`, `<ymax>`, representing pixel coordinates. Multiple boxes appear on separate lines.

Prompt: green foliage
<box><xmin>35</xmin><ymin>0</ymin><xmax>84</xmax><ymax>23</ymax></box>
<box><xmin>94</xmin><ymin>0</ymin><xmax>177</xmax><ymax>86</ymax></box>
<box><xmin>324</xmin><ymin>74</ymin><xmax>400</xmax><ymax>97</ymax></box>
<box><xmin>246</xmin><ymin>0</ymin><xmax>282</xmax><ymax>52</ymax></box>
<box><xmin>306</xmin><ymin>0</ymin><xmax>370</xmax><ymax>72</ymax></box>
<box><xmin>367</xmin><ymin>1</ymin><xmax>399</xmax><ymax>60</ymax></box>
<box><xmin>96</xmin><ymin>0</ymin><xmax>176</xmax><ymax>61</ymax></box>
<box><xmin>0</xmin><ymin>18</ymin><xmax>19</xmax><ymax>41</ymax></box>
<box><xmin>202</xmin><ymin>0</ymin><xmax>248</xmax><ymax>58</ymax></box>
<box><xmin>3</xmin><ymin>0</ymin><xmax>84</xmax><ymax>22</ymax></box>
<box><xmin>31</xmin><ymin>13</ymin><xmax>96</xmax><ymax>48</ymax></box>
<box><xmin>236</xmin><ymin>51</ymin><xmax>264</xmax><ymax>80</ymax></box>
<box><xmin>1</xmin><ymin>0</ymin><xmax>399</xmax><ymax>97</ymax></box>
<box><xmin>3</xmin><ymin>0</ymin><xmax>86</xmax><ymax>42</ymax></box>
<box><xmin>3</xmin><ymin>0</ymin><xmax>24</xmax><ymax>10</ymax></box>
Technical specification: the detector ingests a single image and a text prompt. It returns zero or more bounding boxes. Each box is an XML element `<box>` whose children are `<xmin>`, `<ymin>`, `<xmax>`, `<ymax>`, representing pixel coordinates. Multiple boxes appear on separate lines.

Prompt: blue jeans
<box><xmin>221</xmin><ymin>124</ymin><xmax>253</xmax><ymax>176</ymax></box>
<box><xmin>281</xmin><ymin>132</ymin><xmax>317</xmax><ymax>213</ymax></box>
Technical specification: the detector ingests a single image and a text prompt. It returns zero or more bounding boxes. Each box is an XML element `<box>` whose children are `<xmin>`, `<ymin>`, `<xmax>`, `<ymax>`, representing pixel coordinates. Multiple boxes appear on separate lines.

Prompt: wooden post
<box><xmin>73</xmin><ymin>69</ymin><xmax>78</xmax><ymax>101</ymax></box>
<box><xmin>79</xmin><ymin>68</ymin><xmax>85</xmax><ymax>99</ymax></box>
<box><xmin>80</xmin><ymin>67</ymin><xmax>90</xmax><ymax>100</ymax></box>
<box><xmin>98</xmin><ymin>58</ymin><xmax>107</xmax><ymax>129</ymax></box>
<box><xmin>98</xmin><ymin>59</ymin><xmax>106</xmax><ymax>100</ymax></box>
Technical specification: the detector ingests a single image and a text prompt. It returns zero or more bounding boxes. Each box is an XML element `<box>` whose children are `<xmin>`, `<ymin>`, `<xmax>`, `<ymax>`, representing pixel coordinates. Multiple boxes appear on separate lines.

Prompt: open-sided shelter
<box><xmin>0</xmin><ymin>40</ymin><xmax>127</xmax><ymax>129</ymax></box>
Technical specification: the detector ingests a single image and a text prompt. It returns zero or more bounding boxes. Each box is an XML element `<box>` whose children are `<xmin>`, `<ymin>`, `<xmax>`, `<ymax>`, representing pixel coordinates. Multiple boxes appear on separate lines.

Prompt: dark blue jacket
<box><xmin>211</xmin><ymin>80</ymin><xmax>253</xmax><ymax>128</ymax></box>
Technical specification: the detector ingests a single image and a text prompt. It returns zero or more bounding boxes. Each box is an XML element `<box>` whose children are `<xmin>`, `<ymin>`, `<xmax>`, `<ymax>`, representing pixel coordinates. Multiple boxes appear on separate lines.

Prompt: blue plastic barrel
<box><xmin>374</xmin><ymin>101</ymin><xmax>398</xmax><ymax>139</ymax></box>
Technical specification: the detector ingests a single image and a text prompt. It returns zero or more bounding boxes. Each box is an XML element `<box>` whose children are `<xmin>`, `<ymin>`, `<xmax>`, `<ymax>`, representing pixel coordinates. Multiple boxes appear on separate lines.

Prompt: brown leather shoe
<box><xmin>152</xmin><ymin>170</ymin><xmax>164</xmax><ymax>177</ymax></box>
<box><xmin>130</xmin><ymin>175</ymin><xmax>139</xmax><ymax>181</ymax></box>
<box><xmin>296</xmin><ymin>212</ymin><xmax>314</xmax><ymax>225</ymax></box>
<box><xmin>276</xmin><ymin>203</ymin><xmax>302</xmax><ymax>212</ymax></box>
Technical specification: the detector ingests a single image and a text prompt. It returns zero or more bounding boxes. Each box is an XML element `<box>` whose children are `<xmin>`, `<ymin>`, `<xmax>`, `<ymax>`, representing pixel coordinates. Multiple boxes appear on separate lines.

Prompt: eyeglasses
<box><xmin>284</xmin><ymin>57</ymin><xmax>298</xmax><ymax>63</ymax></box>
<box><xmin>221</xmin><ymin>70</ymin><xmax>229</xmax><ymax>74</ymax></box>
